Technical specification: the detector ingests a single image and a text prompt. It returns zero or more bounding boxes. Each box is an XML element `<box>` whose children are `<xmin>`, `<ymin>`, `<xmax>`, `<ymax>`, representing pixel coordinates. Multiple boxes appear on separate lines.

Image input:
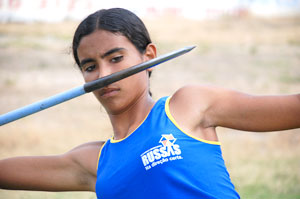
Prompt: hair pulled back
<box><xmin>72</xmin><ymin>8</ymin><xmax>152</xmax><ymax>68</ymax></box>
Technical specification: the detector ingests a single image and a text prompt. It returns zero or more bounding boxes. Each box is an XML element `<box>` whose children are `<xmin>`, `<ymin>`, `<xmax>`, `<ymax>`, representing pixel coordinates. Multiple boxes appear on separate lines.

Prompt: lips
<box><xmin>99</xmin><ymin>87</ymin><xmax>120</xmax><ymax>97</ymax></box>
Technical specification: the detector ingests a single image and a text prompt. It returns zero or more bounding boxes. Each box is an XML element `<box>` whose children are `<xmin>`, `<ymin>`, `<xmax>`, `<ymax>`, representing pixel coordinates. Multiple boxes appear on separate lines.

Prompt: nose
<box><xmin>98</xmin><ymin>64</ymin><xmax>113</xmax><ymax>79</ymax></box>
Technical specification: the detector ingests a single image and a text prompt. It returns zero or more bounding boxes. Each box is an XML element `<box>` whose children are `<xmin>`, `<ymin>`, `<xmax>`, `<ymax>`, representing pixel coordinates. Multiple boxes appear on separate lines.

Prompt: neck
<box><xmin>108</xmin><ymin>92</ymin><xmax>155</xmax><ymax>140</ymax></box>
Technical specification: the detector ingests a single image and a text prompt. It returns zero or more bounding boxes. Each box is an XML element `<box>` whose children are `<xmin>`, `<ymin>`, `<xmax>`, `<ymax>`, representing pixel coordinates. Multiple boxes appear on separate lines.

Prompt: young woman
<box><xmin>0</xmin><ymin>8</ymin><xmax>299</xmax><ymax>199</ymax></box>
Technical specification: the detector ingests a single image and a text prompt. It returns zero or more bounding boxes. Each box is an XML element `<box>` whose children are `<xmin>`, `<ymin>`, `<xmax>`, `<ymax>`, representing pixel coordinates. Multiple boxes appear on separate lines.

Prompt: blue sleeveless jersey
<box><xmin>96</xmin><ymin>97</ymin><xmax>240</xmax><ymax>199</ymax></box>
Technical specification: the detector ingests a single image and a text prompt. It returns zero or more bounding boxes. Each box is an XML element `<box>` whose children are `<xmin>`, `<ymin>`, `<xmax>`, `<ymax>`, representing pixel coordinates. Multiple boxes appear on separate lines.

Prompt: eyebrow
<box><xmin>80</xmin><ymin>58</ymin><xmax>94</xmax><ymax>68</ymax></box>
<box><xmin>101</xmin><ymin>47</ymin><xmax>125</xmax><ymax>59</ymax></box>
<box><xmin>79</xmin><ymin>47</ymin><xmax>125</xmax><ymax>68</ymax></box>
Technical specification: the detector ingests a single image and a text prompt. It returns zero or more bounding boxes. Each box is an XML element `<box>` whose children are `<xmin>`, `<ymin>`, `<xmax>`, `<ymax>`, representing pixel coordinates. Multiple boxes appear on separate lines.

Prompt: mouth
<box><xmin>99</xmin><ymin>87</ymin><xmax>120</xmax><ymax>98</ymax></box>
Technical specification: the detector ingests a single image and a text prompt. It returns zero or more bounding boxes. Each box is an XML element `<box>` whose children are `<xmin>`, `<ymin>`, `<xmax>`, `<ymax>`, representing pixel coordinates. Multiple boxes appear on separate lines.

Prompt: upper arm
<box><xmin>208</xmin><ymin>89</ymin><xmax>300</xmax><ymax>131</ymax></box>
<box><xmin>170</xmin><ymin>85</ymin><xmax>300</xmax><ymax>132</ymax></box>
<box><xmin>0</xmin><ymin>141</ymin><xmax>104</xmax><ymax>192</ymax></box>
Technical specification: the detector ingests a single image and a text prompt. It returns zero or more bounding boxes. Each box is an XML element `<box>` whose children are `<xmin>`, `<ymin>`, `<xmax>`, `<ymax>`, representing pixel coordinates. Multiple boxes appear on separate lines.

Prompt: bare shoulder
<box><xmin>170</xmin><ymin>84</ymin><xmax>238</xmax><ymax>108</ymax></box>
<box><xmin>69</xmin><ymin>141</ymin><xmax>105</xmax><ymax>153</ymax></box>
<box><xmin>167</xmin><ymin>85</ymin><xmax>224</xmax><ymax>141</ymax></box>
<box><xmin>170</xmin><ymin>84</ymin><xmax>220</xmax><ymax>110</ymax></box>
<box><xmin>64</xmin><ymin>141</ymin><xmax>105</xmax><ymax>177</ymax></box>
<box><xmin>169</xmin><ymin>84</ymin><xmax>234</xmax><ymax>129</ymax></box>
<box><xmin>168</xmin><ymin>85</ymin><xmax>214</xmax><ymax>129</ymax></box>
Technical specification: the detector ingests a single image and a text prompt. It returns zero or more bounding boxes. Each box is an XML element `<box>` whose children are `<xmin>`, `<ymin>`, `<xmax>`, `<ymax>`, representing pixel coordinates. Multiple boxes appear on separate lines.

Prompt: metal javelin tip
<box><xmin>185</xmin><ymin>46</ymin><xmax>196</xmax><ymax>51</ymax></box>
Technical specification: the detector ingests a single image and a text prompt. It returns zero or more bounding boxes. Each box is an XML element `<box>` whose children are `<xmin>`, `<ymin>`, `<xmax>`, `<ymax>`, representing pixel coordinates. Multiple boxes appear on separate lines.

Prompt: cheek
<box><xmin>82</xmin><ymin>71</ymin><xmax>100</xmax><ymax>83</ymax></box>
<box><xmin>124</xmin><ymin>72</ymin><xmax>149</xmax><ymax>90</ymax></box>
<box><xmin>92</xmin><ymin>91</ymin><xmax>102</xmax><ymax>102</ymax></box>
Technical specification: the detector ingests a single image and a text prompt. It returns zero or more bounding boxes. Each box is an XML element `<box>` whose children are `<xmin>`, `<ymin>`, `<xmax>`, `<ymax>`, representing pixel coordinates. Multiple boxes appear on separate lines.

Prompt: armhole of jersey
<box><xmin>165</xmin><ymin>96</ymin><xmax>221</xmax><ymax>145</ymax></box>
<box><xmin>96</xmin><ymin>141</ymin><xmax>107</xmax><ymax>172</ymax></box>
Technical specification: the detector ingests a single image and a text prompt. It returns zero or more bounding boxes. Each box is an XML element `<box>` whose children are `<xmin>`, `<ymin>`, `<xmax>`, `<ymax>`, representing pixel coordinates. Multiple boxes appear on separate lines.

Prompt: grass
<box><xmin>236</xmin><ymin>157</ymin><xmax>300</xmax><ymax>198</ymax></box>
<box><xmin>0</xmin><ymin>15</ymin><xmax>300</xmax><ymax>199</ymax></box>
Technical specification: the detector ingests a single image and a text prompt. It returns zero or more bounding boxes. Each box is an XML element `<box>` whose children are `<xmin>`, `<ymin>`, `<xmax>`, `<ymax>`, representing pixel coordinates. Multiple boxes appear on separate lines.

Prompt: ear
<box><xmin>143</xmin><ymin>43</ymin><xmax>157</xmax><ymax>72</ymax></box>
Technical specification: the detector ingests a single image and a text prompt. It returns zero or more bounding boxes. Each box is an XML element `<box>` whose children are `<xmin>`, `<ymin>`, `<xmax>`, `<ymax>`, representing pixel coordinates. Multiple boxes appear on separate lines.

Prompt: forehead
<box><xmin>77</xmin><ymin>30</ymin><xmax>136</xmax><ymax>58</ymax></box>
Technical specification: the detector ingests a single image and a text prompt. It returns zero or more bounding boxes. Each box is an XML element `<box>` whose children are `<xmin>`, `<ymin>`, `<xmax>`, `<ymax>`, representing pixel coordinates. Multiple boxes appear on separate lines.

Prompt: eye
<box><xmin>84</xmin><ymin>65</ymin><xmax>96</xmax><ymax>72</ymax></box>
<box><xmin>111</xmin><ymin>55</ymin><xmax>123</xmax><ymax>63</ymax></box>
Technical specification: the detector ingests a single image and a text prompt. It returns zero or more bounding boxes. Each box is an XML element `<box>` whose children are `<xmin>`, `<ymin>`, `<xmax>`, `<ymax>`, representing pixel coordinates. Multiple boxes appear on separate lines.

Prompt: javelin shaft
<box><xmin>0</xmin><ymin>46</ymin><xmax>195</xmax><ymax>126</ymax></box>
<box><xmin>0</xmin><ymin>86</ymin><xmax>86</xmax><ymax>126</ymax></box>
<box><xmin>83</xmin><ymin>46</ymin><xmax>195</xmax><ymax>92</ymax></box>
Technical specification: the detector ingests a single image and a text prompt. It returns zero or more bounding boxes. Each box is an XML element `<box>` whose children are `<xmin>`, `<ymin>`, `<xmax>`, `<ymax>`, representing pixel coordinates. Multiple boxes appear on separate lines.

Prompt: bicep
<box><xmin>0</xmin><ymin>142</ymin><xmax>103</xmax><ymax>192</ymax></box>
<box><xmin>207</xmin><ymin>89</ymin><xmax>300</xmax><ymax>132</ymax></box>
<box><xmin>0</xmin><ymin>155</ymin><xmax>87</xmax><ymax>191</ymax></box>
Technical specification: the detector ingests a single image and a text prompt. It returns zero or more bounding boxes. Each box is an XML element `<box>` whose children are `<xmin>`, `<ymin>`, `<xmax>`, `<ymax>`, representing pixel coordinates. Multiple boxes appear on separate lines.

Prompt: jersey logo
<box><xmin>140</xmin><ymin>134</ymin><xmax>183</xmax><ymax>170</ymax></box>
<box><xmin>159</xmin><ymin>134</ymin><xmax>176</xmax><ymax>147</ymax></box>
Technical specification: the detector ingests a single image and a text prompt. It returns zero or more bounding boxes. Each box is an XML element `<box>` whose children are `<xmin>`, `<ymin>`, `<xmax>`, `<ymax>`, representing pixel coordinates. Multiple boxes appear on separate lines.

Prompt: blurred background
<box><xmin>0</xmin><ymin>0</ymin><xmax>300</xmax><ymax>198</ymax></box>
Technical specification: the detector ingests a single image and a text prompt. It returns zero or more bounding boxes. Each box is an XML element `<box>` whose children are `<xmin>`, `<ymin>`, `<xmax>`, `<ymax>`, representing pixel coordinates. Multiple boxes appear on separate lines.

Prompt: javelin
<box><xmin>0</xmin><ymin>46</ymin><xmax>195</xmax><ymax>126</ymax></box>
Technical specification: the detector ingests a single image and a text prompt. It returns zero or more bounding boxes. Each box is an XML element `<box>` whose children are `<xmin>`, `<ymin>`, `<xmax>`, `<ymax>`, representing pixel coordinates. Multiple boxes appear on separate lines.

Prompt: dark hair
<box><xmin>72</xmin><ymin>8</ymin><xmax>152</xmax><ymax>69</ymax></box>
<box><xmin>72</xmin><ymin>8</ymin><xmax>153</xmax><ymax>96</ymax></box>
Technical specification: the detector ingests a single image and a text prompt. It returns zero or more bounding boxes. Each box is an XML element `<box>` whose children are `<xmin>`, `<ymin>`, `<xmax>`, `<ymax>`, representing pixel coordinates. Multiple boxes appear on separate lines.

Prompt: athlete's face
<box><xmin>77</xmin><ymin>30</ymin><xmax>156</xmax><ymax>114</ymax></box>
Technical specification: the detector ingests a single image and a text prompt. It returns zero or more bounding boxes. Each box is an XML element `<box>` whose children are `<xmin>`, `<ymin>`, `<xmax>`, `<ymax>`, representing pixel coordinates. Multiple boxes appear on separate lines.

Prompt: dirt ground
<box><xmin>0</xmin><ymin>15</ymin><xmax>300</xmax><ymax>199</ymax></box>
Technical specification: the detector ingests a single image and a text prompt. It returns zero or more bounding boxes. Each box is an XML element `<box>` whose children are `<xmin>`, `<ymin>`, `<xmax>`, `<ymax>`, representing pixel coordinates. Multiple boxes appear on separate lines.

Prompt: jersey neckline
<box><xmin>110</xmin><ymin>97</ymin><xmax>165</xmax><ymax>143</ymax></box>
